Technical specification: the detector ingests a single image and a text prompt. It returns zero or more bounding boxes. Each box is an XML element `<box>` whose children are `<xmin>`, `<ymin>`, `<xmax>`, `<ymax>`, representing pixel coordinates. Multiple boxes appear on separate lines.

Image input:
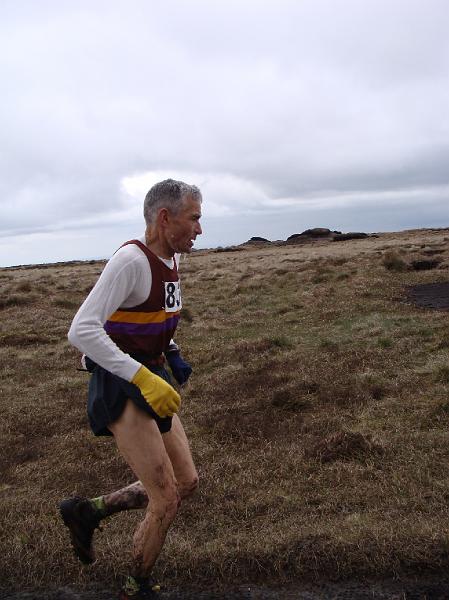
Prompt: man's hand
<box><xmin>131</xmin><ymin>365</ymin><xmax>181</xmax><ymax>417</ymax></box>
<box><xmin>166</xmin><ymin>350</ymin><xmax>193</xmax><ymax>385</ymax></box>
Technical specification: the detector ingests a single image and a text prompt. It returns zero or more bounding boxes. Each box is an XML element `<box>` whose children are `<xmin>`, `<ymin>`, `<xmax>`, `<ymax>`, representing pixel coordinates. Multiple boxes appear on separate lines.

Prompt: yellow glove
<box><xmin>131</xmin><ymin>365</ymin><xmax>181</xmax><ymax>418</ymax></box>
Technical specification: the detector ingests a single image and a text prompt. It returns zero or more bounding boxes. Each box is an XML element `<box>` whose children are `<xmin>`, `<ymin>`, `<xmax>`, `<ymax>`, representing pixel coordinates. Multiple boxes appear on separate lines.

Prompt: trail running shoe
<box><xmin>118</xmin><ymin>575</ymin><xmax>161</xmax><ymax>599</ymax></box>
<box><xmin>59</xmin><ymin>496</ymin><xmax>102</xmax><ymax>564</ymax></box>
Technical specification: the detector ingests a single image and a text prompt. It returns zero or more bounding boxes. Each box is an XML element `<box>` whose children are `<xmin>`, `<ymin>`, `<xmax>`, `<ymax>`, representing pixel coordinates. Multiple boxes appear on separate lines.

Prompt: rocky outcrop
<box><xmin>333</xmin><ymin>232</ymin><xmax>369</xmax><ymax>242</ymax></box>
<box><xmin>246</xmin><ymin>236</ymin><xmax>271</xmax><ymax>243</ymax></box>
<box><xmin>301</xmin><ymin>228</ymin><xmax>337</xmax><ymax>238</ymax></box>
<box><xmin>236</xmin><ymin>228</ymin><xmax>371</xmax><ymax>250</ymax></box>
<box><xmin>287</xmin><ymin>228</ymin><xmax>333</xmax><ymax>241</ymax></box>
<box><xmin>285</xmin><ymin>228</ymin><xmax>344</xmax><ymax>244</ymax></box>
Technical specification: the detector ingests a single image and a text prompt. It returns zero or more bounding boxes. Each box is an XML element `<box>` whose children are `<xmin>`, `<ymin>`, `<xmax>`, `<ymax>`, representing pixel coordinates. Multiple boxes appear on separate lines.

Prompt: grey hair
<box><xmin>143</xmin><ymin>179</ymin><xmax>202</xmax><ymax>225</ymax></box>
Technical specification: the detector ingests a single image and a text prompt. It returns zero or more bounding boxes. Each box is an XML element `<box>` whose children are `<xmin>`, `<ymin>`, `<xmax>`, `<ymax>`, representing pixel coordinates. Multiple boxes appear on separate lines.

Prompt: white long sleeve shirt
<box><xmin>68</xmin><ymin>237</ymin><xmax>180</xmax><ymax>382</ymax></box>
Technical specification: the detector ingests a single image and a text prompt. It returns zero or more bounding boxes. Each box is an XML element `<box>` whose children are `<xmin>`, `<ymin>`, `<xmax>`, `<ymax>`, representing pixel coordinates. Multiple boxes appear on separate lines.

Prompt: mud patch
<box><xmin>3</xmin><ymin>577</ymin><xmax>449</xmax><ymax>600</ymax></box>
<box><xmin>406</xmin><ymin>282</ymin><xmax>449</xmax><ymax>310</ymax></box>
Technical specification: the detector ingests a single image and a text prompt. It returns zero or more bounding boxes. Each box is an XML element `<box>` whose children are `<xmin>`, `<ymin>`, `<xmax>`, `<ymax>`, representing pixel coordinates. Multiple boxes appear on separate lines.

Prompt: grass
<box><xmin>382</xmin><ymin>249</ymin><xmax>408</xmax><ymax>272</ymax></box>
<box><xmin>1</xmin><ymin>228</ymin><xmax>449</xmax><ymax>592</ymax></box>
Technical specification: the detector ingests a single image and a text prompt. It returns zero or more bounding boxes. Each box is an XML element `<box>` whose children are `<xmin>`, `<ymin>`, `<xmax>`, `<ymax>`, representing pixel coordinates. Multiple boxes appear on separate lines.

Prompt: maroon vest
<box><xmin>104</xmin><ymin>240</ymin><xmax>181</xmax><ymax>357</ymax></box>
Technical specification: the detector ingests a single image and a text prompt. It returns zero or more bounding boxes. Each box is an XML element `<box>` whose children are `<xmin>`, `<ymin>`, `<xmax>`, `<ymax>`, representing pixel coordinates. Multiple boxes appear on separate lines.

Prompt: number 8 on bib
<box><xmin>164</xmin><ymin>280</ymin><xmax>182</xmax><ymax>312</ymax></box>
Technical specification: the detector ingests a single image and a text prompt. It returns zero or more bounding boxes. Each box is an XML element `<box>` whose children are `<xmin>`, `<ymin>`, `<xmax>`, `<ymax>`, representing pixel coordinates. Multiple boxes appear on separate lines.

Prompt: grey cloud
<box><xmin>1</xmin><ymin>0</ymin><xmax>449</xmax><ymax>265</ymax></box>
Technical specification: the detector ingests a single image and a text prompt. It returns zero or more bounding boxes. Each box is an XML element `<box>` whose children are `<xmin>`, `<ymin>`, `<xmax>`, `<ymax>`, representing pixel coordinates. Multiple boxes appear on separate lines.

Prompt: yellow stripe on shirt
<box><xmin>107</xmin><ymin>309</ymin><xmax>180</xmax><ymax>324</ymax></box>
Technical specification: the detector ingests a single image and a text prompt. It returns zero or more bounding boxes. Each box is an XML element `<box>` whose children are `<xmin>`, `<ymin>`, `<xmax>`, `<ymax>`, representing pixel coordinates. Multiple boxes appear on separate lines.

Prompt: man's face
<box><xmin>166</xmin><ymin>196</ymin><xmax>202</xmax><ymax>254</ymax></box>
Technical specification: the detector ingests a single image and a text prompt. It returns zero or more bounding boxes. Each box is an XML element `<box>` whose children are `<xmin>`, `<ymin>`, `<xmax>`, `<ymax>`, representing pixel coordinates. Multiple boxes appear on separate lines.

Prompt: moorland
<box><xmin>1</xmin><ymin>228</ymin><xmax>449</xmax><ymax>595</ymax></box>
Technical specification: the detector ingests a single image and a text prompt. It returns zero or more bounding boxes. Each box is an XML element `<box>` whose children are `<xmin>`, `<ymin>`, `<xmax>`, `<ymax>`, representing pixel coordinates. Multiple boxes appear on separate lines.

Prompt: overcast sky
<box><xmin>1</xmin><ymin>0</ymin><xmax>449</xmax><ymax>267</ymax></box>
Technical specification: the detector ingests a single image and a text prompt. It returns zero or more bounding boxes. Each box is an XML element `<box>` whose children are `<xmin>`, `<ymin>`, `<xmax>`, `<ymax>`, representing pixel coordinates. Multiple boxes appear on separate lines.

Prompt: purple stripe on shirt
<box><xmin>104</xmin><ymin>314</ymin><xmax>179</xmax><ymax>336</ymax></box>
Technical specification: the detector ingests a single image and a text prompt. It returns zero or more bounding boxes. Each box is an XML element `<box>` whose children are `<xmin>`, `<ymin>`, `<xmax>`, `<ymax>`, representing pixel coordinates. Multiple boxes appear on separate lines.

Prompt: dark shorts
<box><xmin>86</xmin><ymin>357</ymin><xmax>173</xmax><ymax>436</ymax></box>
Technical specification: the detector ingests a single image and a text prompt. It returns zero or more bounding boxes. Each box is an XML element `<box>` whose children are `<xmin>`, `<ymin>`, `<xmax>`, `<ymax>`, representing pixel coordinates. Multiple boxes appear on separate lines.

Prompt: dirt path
<box><xmin>3</xmin><ymin>577</ymin><xmax>449</xmax><ymax>600</ymax></box>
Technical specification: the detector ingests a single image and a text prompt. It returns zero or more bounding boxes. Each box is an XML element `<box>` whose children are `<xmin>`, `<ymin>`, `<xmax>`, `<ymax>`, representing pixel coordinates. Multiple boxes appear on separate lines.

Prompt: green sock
<box><xmin>123</xmin><ymin>575</ymin><xmax>140</xmax><ymax>595</ymax></box>
<box><xmin>123</xmin><ymin>575</ymin><xmax>160</xmax><ymax>594</ymax></box>
<box><xmin>89</xmin><ymin>496</ymin><xmax>107</xmax><ymax>518</ymax></box>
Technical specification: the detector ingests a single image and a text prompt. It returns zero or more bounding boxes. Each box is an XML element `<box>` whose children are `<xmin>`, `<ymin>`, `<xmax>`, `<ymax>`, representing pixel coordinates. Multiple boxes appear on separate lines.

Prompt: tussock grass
<box><xmin>382</xmin><ymin>250</ymin><xmax>408</xmax><ymax>272</ymax></box>
<box><xmin>0</xmin><ymin>293</ymin><xmax>39</xmax><ymax>309</ymax></box>
<box><xmin>53</xmin><ymin>298</ymin><xmax>83</xmax><ymax>310</ymax></box>
<box><xmin>304</xmin><ymin>430</ymin><xmax>384</xmax><ymax>463</ymax></box>
<box><xmin>0</xmin><ymin>331</ymin><xmax>56</xmax><ymax>347</ymax></box>
<box><xmin>15</xmin><ymin>281</ymin><xmax>33</xmax><ymax>293</ymax></box>
<box><xmin>1</xmin><ymin>230</ymin><xmax>449</xmax><ymax>591</ymax></box>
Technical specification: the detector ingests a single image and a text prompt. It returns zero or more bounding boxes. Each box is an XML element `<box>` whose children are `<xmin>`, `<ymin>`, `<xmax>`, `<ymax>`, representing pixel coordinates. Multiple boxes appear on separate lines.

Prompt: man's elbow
<box><xmin>67</xmin><ymin>321</ymin><xmax>79</xmax><ymax>349</ymax></box>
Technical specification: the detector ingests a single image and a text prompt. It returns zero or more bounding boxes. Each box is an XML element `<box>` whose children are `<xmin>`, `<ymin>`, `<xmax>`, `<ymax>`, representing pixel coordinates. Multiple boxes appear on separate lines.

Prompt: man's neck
<box><xmin>144</xmin><ymin>232</ymin><xmax>174</xmax><ymax>260</ymax></box>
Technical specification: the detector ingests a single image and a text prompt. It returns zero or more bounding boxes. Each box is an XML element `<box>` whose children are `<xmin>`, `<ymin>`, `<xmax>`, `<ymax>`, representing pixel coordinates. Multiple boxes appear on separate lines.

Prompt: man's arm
<box><xmin>68</xmin><ymin>248</ymin><xmax>147</xmax><ymax>382</ymax></box>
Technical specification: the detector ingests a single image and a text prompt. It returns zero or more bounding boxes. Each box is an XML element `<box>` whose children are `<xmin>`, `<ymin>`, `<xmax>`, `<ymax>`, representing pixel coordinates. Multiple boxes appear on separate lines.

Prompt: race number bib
<box><xmin>164</xmin><ymin>280</ymin><xmax>182</xmax><ymax>312</ymax></box>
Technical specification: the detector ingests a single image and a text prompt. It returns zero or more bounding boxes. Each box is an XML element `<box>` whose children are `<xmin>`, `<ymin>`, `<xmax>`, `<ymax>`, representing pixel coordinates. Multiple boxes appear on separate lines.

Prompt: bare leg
<box><xmin>163</xmin><ymin>414</ymin><xmax>199</xmax><ymax>498</ymax></box>
<box><xmin>109</xmin><ymin>400</ymin><xmax>180</xmax><ymax>576</ymax></box>
<box><xmin>99</xmin><ymin>414</ymin><xmax>198</xmax><ymax>516</ymax></box>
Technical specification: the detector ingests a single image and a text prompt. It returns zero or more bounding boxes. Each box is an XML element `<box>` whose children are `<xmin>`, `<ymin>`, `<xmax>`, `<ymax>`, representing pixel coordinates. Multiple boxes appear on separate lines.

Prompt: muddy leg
<box><xmin>109</xmin><ymin>399</ymin><xmax>180</xmax><ymax>577</ymax></box>
<box><xmin>99</xmin><ymin>481</ymin><xmax>148</xmax><ymax>517</ymax></box>
<box><xmin>95</xmin><ymin>414</ymin><xmax>198</xmax><ymax>518</ymax></box>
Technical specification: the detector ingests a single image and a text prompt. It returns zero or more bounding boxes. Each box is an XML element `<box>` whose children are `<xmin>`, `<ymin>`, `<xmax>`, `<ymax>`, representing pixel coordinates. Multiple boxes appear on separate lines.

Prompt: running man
<box><xmin>60</xmin><ymin>179</ymin><xmax>202</xmax><ymax>599</ymax></box>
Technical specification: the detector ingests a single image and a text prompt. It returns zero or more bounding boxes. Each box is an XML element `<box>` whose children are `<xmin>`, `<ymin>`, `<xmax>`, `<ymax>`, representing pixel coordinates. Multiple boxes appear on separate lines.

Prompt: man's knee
<box><xmin>178</xmin><ymin>474</ymin><xmax>199</xmax><ymax>500</ymax></box>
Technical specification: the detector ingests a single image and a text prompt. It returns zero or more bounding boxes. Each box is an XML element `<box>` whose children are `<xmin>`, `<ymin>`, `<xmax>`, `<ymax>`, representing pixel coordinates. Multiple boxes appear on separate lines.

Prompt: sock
<box><xmin>123</xmin><ymin>575</ymin><xmax>140</xmax><ymax>594</ymax></box>
<box><xmin>89</xmin><ymin>496</ymin><xmax>107</xmax><ymax>518</ymax></box>
<box><xmin>124</xmin><ymin>575</ymin><xmax>160</xmax><ymax>594</ymax></box>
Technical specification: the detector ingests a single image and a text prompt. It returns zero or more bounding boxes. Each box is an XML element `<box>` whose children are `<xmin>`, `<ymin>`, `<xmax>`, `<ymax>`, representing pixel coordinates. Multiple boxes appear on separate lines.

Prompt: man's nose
<box><xmin>195</xmin><ymin>222</ymin><xmax>202</xmax><ymax>235</ymax></box>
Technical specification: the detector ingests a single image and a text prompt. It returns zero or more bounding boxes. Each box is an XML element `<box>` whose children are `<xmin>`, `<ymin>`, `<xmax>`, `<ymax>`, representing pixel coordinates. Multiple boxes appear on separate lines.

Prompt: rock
<box><xmin>301</xmin><ymin>228</ymin><xmax>333</xmax><ymax>237</ymax></box>
<box><xmin>285</xmin><ymin>228</ymin><xmax>337</xmax><ymax>244</ymax></box>
<box><xmin>248</xmin><ymin>236</ymin><xmax>270</xmax><ymax>243</ymax></box>
<box><xmin>333</xmin><ymin>232</ymin><xmax>369</xmax><ymax>242</ymax></box>
<box><xmin>287</xmin><ymin>228</ymin><xmax>333</xmax><ymax>241</ymax></box>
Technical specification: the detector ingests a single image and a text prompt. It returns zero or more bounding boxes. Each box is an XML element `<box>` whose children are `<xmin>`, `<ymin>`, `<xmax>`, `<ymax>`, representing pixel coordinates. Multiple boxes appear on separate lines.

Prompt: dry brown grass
<box><xmin>1</xmin><ymin>229</ymin><xmax>449</xmax><ymax>592</ymax></box>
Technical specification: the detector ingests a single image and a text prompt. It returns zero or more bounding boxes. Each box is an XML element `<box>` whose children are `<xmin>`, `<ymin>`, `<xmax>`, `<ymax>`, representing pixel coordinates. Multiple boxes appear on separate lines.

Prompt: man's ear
<box><xmin>157</xmin><ymin>207</ymin><xmax>171</xmax><ymax>228</ymax></box>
